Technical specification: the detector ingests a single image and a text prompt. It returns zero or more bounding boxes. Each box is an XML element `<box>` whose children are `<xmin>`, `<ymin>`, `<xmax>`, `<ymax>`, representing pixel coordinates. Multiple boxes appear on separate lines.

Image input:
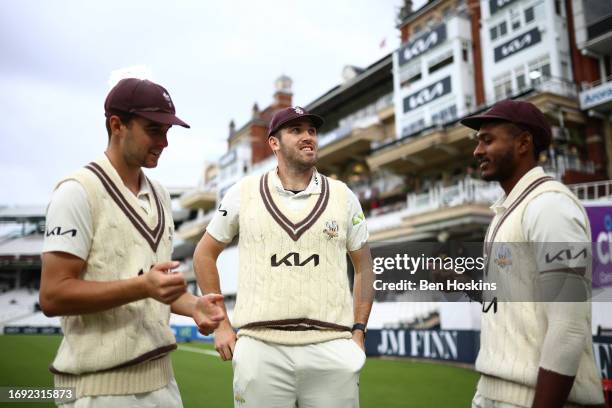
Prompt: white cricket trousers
<box><xmin>56</xmin><ymin>378</ymin><xmax>182</xmax><ymax>408</ymax></box>
<box><xmin>232</xmin><ymin>336</ymin><xmax>366</xmax><ymax>408</ymax></box>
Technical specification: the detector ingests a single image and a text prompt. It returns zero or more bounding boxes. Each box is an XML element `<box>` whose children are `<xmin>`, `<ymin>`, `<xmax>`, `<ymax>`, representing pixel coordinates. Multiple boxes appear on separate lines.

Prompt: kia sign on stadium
<box><xmin>398</xmin><ymin>23</ymin><xmax>447</xmax><ymax>66</ymax></box>
<box><xmin>403</xmin><ymin>76</ymin><xmax>452</xmax><ymax>113</ymax></box>
<box><xmin>493</xmin><ymin>28</ymin><xmax>541</xmax><ymax>62</ymax></box>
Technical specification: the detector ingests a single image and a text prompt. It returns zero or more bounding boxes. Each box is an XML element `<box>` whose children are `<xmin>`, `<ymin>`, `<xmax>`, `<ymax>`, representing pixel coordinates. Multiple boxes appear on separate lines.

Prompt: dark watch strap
<box><xmin>351</xmin><ymin>323</ymin><xmax>367</xmax><ymax>333</ymax></box>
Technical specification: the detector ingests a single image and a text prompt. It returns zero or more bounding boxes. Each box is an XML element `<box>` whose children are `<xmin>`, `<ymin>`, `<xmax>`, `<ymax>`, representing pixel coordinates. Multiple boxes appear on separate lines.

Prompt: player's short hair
<box><xmin>105</xmin><ymin>111</ymin><xmax>135</xmax><ymax>139</ymax></box>
<box><xmin>501</xmin><ymin>121</ymin><xmax>542</xmax><ymax>160</ymax></box>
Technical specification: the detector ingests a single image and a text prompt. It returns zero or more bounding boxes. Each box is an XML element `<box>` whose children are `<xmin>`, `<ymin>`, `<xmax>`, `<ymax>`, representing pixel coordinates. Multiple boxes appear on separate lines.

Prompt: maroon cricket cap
<box><xmin>461</xmin><ymin>100</ymin><xmax>551</xmax><ymax>150</ymax></box>
<box><xmin>104</xmin><ymin>78</ymin><xmax>190</xmax><ymax>128</ymax></box>
<box><xmin>268</xmin><ymin>106</ymin><xmax>324</xmax><ymax>137</ymax></box>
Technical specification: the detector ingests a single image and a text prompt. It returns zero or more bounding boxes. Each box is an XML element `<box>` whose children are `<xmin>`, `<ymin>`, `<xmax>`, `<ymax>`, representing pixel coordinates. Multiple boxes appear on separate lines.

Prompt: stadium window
<box><xmin>561</xmin><ymin>60</ymin><xmax>569</xmax><ymax>80</ymax></box>
<box><xmin>511</xmin><ymin>9</ymin><xmax>521</xmax><ymax>30</ymax></box>
<box><xmin>515</xmin><ymin>67</ymin><xmax>527</xmax><ymax>90</ymax></box>
<box><xmin>465</xmin><ymin>95</ymin><xmax>473</xmax><ymax>110</ymax></box>
<box><xmin>528</xmin><ymin>56</ymin><xmax>551</xmax><ymax>84</ymax></box>
<box><xmin>462</xmin><ymin>41</ymin><xmax>469</xmax><ymax>62</ymax></box>
<box><xmin>525</xmin><ymin>6</ymin><xmax>535</xmax><ymax>23</ymax></box>
<box><xmin>400</xmin><ymin>61</ymin><xmax>422</xmax><ymax>87</ymax></box>
<box><xmin>400</xmin><ymin>72</ymin><xmax>422</xmax><ymax>88</ymax></box>
<box><xmin>413</xmin><ymin>24</ymin><xmax>422</xmax><ymax>35</ymax></box>
<box><xmin>554</xmin><ymin>0</ymin><xmax>563</xmax><ymax>16</ymax></box>
<box><xmin>499</xmin><ymin>21</ymin><xmax>508</xmax><ymax>36</ymax></box>
<box><xmin>493</xmin><ymin>73</ymin><xmax>512</xmax><ymax>101</ymax></box>
<box><xmin>428</xmin><ymin>51</ymin><xmax>454</xmax><ymax>74</ymax></box>
<box><xmin>490</xmin><ymin>26</ymin><xmax>498</xmax><ymax>41</ymax></box>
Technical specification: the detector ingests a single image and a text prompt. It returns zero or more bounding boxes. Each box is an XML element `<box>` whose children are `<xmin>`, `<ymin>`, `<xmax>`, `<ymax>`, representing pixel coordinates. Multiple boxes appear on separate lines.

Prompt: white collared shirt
<box><xmin>43</xmin><ymin>160</ymin><xmax>154</xmax><ymax>261</ymax></box>
<box><xmin>207</xmin><ymin>169</ymin><xmax>369</xmax><ymax>251</ymax></box>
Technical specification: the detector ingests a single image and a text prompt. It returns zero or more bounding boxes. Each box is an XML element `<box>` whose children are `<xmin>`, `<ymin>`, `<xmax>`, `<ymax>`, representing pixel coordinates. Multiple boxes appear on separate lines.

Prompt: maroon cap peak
<box><xmin>268</xmin><ymin>106</ymin><xmax>324</xmax><ymax>137</ymax></box>
<box><xmin>104</xmin><ymin>78</ymin><xmax>190</xmax><ymax>128</ymax></box>
<box><xmin>461</xmin><ymin>99</ymin><xmax>551</xmax><ymax>150</ymax></box>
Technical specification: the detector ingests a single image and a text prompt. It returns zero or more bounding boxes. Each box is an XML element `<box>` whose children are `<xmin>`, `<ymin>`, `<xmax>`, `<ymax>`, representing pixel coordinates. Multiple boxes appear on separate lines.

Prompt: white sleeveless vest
<box><xmin>476</xmin><ymin>167</ymin><xmax>604</xmax><ymax>406</ymax></box>
<box><xmin>233</xmin><ymin>171</ymin><xmax>354</xmax><ymax>345</ymax></box>
<box><xmin>50</xmin><ymin>156</ymin><xmax>176</xmax><ymax>397</ymax></box>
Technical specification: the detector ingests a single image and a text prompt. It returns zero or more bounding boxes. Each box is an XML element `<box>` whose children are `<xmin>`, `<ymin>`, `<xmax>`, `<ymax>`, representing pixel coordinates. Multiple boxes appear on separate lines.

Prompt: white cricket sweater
<box><xmin>233</xmin><ymin>172</ymin><xmax>354</xmax><ymax>345</ymax></box>
<box><xmin>50</xmin><ymin>157</ymin><xmax>176</xmax><ymax>398</ymax></box>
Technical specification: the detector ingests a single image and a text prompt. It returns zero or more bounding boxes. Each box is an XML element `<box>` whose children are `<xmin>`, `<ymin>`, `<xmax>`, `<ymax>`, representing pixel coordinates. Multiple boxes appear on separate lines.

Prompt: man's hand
<box><xmin>144</xmin><ymin>261</ymin><xmax>187</xmax><ymax>304</ymax></box>
<box><xmin>352</xmin><ymin>330</ymin><xmax>365</xmax><ymax>352</ymax></box>
<box><xmin>193</xmin><ymin>294</ymin><xmax>225</xmax><ymax>335</ymax></box>
<box><xmin>214</xmin><ymin>322</ymin><xmax>237</xmax><ymax>361</ymax></box>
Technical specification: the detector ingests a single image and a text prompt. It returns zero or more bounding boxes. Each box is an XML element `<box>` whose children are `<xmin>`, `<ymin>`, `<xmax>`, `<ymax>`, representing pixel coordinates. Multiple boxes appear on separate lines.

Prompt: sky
<box><xmin>0</xmin><ymin>0</ymin><xmax>426</xmax><ymax>206</ymax></box>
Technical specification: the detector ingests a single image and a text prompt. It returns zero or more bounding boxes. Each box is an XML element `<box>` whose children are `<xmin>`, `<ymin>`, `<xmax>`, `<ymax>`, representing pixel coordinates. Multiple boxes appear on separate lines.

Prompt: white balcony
<box><xmin>542</xmin><ymin>155</ymin><xmax>596</xmax><ymax>179</ymax></box>
<box><xmin>179</xmin><ymin>188</ymin><xmax>217</xmax><ymax>211</ymax></box>
<box><xmin>406</xmin><ymin>178</ymin><xmax>502</xmax><ymax>217</ymax></box>
<box><xmin>368</xmin><ymin>178</ymin><xmax>502</xmax><ymax>235</ymax></box>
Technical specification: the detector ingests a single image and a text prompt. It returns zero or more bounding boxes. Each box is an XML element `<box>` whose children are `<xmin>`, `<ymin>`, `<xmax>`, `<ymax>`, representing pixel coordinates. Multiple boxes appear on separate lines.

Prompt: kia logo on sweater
<box><xmin>398</xmin><ymin>24</ymin><xmax>447</xmax><ymax>66</ymax></box>
<box><xmin>271</xmin><ymin>252</ymin><xmax>320</xmax><ymax>267</ymax></box>
<box><xmin>494</xmin><ymin>28</ymin><xmax>541</xmax><ymax>62</ymax></box>
<box><xmin>403</xmin><ymin>76</ymin><xmax>452</xmax><ymax>113</ymax></box>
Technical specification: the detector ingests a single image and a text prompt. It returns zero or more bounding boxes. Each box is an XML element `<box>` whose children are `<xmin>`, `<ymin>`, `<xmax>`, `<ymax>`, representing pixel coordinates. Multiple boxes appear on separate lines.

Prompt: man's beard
<box><xmin>482</xmin><ymin>149</ymin><xmax>515</xmax><ymax>182</ymax></box>
<box><xmin>279</xmin><ymin>144</ymin><xmax>316</xmax><ymax>172</ymax></box>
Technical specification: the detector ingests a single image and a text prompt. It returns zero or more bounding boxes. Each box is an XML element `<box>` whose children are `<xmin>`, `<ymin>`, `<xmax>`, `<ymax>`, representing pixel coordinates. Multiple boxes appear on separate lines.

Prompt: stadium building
<box><xmin>1</xmin><ymin>0</ymin><xmax>611</xmax><ymax>398</ymax></box>
<box><xmin>169</xmin><ymin>0</ymin><xmax>612</xmax><ymax>378</ymax></box>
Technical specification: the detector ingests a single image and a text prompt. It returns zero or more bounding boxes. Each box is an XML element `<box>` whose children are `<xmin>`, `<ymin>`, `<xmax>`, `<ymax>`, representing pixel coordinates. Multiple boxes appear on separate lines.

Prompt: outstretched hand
<box><xmin>193</xmin><ymin>293</ymin><xmax>225</xmax><ymax>335</ymax></box>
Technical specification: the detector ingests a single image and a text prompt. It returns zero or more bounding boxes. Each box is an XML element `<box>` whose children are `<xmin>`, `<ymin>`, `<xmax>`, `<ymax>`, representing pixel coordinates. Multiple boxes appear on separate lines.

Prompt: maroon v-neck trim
<box><xmin>259</xmin><ymin>173</ymin><xmax>330</xmax><ymax>241</ymax></box>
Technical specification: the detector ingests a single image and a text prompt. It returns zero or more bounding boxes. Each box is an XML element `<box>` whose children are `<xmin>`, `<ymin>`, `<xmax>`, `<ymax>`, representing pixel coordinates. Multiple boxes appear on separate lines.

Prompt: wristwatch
<box><xmin>351</xmin><ymin>323</ymin><xmax>367</xmax><ymax>336</ymax></box>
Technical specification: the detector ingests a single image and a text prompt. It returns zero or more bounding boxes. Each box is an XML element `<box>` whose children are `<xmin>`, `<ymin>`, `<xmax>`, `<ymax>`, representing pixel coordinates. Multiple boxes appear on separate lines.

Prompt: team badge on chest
<box><xmin>323</xmin><ymin>220</ymin><xmax>339</xmax><ymax>239</ymax></box>
<box><xmin>494</xmin><ymin>244</ymin><xmax>513</xmax><ymax>269</ymax></box>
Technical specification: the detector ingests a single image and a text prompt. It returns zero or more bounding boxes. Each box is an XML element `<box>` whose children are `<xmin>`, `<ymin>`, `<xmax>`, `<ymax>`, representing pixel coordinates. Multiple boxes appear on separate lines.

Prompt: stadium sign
<box><xmin>489</xmin><ymin>0</ymin><xmax>518</xmax><ymax>15</ymax></box>
<box><xmin>494</xmin><ymin>28</ymin><xmax>541</xmax><ymax>62</ymax></box>
<box><xmin>3</xmin><ymin>326</ymin><xmax>62</xmax><ymax>335</ymax></box>
<box><xmin>403</xmin><ymin>76</ymin><xmax>452</xmax><ymax>113</ymax></box>
<box><xmin>367</xmin><ymin>329</ymin><xmax>479</xmax><ymax>364</ymax></box>
<box><xmin>593</xmin><ymin>336</ymin><xmax>612</xmax><ymax>380</ymax></box>
<box><xmin>219</xmin><ymin>150</ymin><xmax>237</xmax><ymax>169</ymax></box>
<box><xmin>587</xmin><ymin>206</ymin><xmax>612</xmax><ymax>288</ymax></box>
<box><xmin>398</xmin><ymin>24</ymin><xmax>447</xmax><ymax>66</ymax></box>
<box><xmin>580</xmin><ymin>81</ymin><xmax>612</xmax><ymax>110</ymax></box>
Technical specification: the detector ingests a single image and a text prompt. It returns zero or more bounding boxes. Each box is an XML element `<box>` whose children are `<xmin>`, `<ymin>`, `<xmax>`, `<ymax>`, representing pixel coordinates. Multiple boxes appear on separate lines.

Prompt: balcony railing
<box><xmin>569</xmin><ymin>180</ymin><xmax>612</xmax><ymax>202</ymax></box>
<box><xmin>367</xmin><ymin>178</ymin><xmax>502</xmax><ymax>232</ymax></box>
<box><xmin>405</xmin><ymin>178</ymin><xmax>502</xmax><ymax>217</ymax></box>
<box><xmin>318</xmin><ymin>93</ymin><xmax>393</xmax><ymax>148</ymax></box>
<box><xmin>533</xmin><ymin>77</ymin><xmax>578</xmax><ymax>99</ymax></box>
<box><xmin>490</xmin><ymin>77</ymin><xmax>579</xmax><ymax>106</ymax></box>
<box><xmin>542</xmin><ymin>155</ymin><xmax>596</xmax><ymax>179</ymax></box>
<box><xmin>581</xmin><ymin>74</ymin><xmax>612</xmax><ymax>91</ymax></box>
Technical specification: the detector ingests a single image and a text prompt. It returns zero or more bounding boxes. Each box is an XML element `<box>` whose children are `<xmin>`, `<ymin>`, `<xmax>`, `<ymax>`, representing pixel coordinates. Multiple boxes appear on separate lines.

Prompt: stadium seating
<box><xmin>0</xmin><ymin>289</ymin><xmax>40</xmax><ymax>325</ymax></box>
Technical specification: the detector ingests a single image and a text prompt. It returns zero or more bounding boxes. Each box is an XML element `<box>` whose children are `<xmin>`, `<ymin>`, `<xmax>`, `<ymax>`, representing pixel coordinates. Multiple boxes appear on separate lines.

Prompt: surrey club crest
<box><xmin>293</xmin><ymin>106</ymin><xmax>304</xmax><ymax>114</ymax></box>
<box><xmin>323</xmin><ymin>220</ymin><xmax>338</xmax><ymax>239</ymax></box>
<box><xmin>494</xmin><ymin>244</ymin><xmax>513</xmax><ymax>269</ymax></box>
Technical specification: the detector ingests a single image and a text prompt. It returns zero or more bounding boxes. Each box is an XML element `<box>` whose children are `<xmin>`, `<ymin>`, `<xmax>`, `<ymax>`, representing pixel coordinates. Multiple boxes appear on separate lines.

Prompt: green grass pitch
<box><xmin>0</xmin><ymin>335</ymin><xmax>478</xmax><ymax>407</ymax></box>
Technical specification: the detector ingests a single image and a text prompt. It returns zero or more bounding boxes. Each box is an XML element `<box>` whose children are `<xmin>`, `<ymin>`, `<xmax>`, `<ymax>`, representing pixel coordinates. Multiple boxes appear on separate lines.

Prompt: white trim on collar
<box><xmin>269</xmin><ymin>167</ymin><xmax>322</xmax><ymax>196</ymax></box>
